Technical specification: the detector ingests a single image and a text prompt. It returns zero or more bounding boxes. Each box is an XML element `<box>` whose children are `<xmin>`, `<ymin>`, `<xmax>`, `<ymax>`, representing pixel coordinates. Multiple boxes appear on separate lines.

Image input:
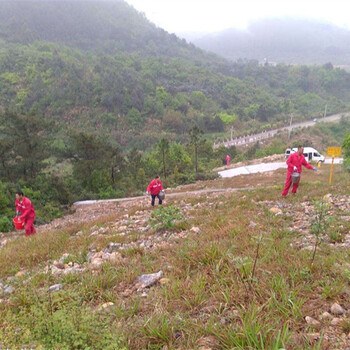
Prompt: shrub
<box><xmin>2</xmin><ymin>295</ymin><xmax>126</xmax><ymax>350</ymax></box>
<box><xmin>195</xmin><ymin>171</ymin><xmax>219</xmax><ymax>181</ymax></box>
<box><xmin>0</xmin><ymin>215</ymin><xmax>12</xmax><ymax>232</ymax></box>
<box><xmin>150</xmin><ymin>205</ymin><xmax>183</xmax><ymax>230</ymax></box>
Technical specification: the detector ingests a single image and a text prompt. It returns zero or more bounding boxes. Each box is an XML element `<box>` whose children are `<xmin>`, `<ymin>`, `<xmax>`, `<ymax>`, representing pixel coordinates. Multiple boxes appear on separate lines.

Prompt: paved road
<box><xmin>218</xmin><ymin>158</ymin><xmax>343</xmax><ymax>178</ymax></box>
<box><xmin>214</xmin><ymin>111</ymin><xmax>350</xmax><ymax>149</ymax></box>
<box><xmin>325</xmin><ymin>158</ymin><xmax>343</xmax><ymax>164</ymax></box>
<box><xmin>73</xmin><ymin>187</ymin><xmax>252</xmax><ymax>206</ymax></box>
<box><xmin>218</xmin><ymin>162</ymin><xmax>287</xmax><ymax>178</ymax></box>
<box><xmin>74</xmin><ymin>158</ymin><xmax>343</xmax><ymax>205</ymax></box>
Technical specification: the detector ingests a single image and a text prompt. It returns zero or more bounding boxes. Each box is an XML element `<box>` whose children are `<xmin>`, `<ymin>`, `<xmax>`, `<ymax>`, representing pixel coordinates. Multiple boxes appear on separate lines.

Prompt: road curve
<box><xmin>214</xmin><ymin>111</ymin><xmax>350</xmax><ymax>149</ymax></box>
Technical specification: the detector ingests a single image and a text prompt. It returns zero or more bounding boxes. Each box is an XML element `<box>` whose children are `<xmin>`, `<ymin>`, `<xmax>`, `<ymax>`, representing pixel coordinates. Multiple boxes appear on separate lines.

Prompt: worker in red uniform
<box><xmin>226</xmin><ymin>154</ymin><xmax>230</xmax><ymax>166</ymax></box>
<box><xmin>15</xmin><ymin>190</ymin><xmax>36</xmax><ymax>236</ymax></box>
<box><xmin>282</xmin><ymin>145</ymin><xmax>317</xmax><ymax>196</ymax></box>
<box><xmin>146</xmin><ymin>175</ymin><xmax>163</xmax><ymax>206</ymax></box>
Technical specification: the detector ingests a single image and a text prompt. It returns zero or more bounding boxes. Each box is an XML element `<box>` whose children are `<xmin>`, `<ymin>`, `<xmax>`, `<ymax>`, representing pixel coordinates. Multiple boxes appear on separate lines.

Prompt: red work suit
<box><xmin>281</xmin><ymin>152</ymin><xmax>314</xmax><ymax>196</ymax></box>
<box><xmin>15</xmin><ymin>197</ymin><xmax>36</xmax><ymax>236</ymax></box>
<box><xmin>226</xmin><ymin>155</ymin><xmax>230</xmax><ymax>166</ymax></box>
<box><xmin>147</xmin><ymin>178</ymin><xmax>163</xmax><ymax>206</ymax></box>
<box><xmin>147</xmin><ymin>179</ymin><xmax>163</xmax><ymax>195</ymax></box>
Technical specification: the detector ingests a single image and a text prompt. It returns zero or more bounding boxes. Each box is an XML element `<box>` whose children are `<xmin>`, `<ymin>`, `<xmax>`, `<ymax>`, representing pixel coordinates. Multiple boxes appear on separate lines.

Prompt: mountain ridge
<box><xmin>188</xmin><ymin>18</ymin><xmax>350</xmax><ymax>65</ymax></box>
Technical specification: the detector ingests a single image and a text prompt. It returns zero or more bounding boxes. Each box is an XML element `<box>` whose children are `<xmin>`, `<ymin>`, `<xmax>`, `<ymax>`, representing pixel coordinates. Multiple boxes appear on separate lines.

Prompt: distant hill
<box><xmin>1</xmin><ymin>1</ymin><xmax>350</xmax><ymax>205</ymax></box>
<box><xmin>0</xmin><ymin>0</ymin><xmax>218</xmax><ymax>63</ymax></box>
<box><xmin>188</xmin><ymin>18</ymin><xmax>350</xmax><ymax>66</ymax></box>
<box><xmin>0</xmin><ymin>2</ymin><xmax>350</xmax><ymax>152</ymax></box>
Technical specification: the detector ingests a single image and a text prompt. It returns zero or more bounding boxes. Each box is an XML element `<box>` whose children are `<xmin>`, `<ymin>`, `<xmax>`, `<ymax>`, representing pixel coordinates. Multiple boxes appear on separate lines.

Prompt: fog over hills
<box><xmin>0</xmin><ymin>0</ymin><xmax>218</xmax><ymax>63</ymax></box>
<box><xmin>186</xmin><ymin>18</ymin><xmax>350</xmax><ymax>66</ymax></box>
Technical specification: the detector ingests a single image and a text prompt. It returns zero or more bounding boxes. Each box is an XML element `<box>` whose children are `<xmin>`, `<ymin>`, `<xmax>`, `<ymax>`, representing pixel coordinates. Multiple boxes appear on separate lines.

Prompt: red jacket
<box><xmin>147</xmin><ymin>179</ymin><xmax>163</xmax><ymax>195</ymax></box>
<box><xmin>15</xmin><ymin>197</ymin><xmax>36</xmax><ymax>221</ymax></box>
<box><xmin>286</xmin><ymin>152</ymin><xmax>314</xmax><ymax>174</ymax></box>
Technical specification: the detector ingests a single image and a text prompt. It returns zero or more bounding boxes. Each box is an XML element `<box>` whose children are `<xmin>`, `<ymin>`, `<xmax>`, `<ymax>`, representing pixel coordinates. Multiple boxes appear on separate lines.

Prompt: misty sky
<box><xmin>125</xmin><ymin>0</ymin><xmax>350</xmax><ymax>34</ymax></box>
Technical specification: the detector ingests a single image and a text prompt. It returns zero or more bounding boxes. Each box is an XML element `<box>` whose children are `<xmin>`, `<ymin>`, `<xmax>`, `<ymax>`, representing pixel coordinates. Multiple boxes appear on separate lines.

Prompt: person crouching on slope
<box><xmin>146</xmin><ymin>175</ymin><xmax>163</xmax><ymax>206</ymax></box>
<box><xmin>15</xmin><ymin>190</ymin><xmax>36</xmax><ymax>236</ymax></box>
<box><xmin>282</xmin><ymin>145</ymin><xmax>317</xmax><ymax>197</ymax></box>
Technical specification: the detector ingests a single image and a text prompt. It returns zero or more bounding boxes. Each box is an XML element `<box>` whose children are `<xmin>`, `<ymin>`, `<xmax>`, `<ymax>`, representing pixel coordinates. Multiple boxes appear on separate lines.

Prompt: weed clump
<box><xmin>149</xmin><ymin>205</ymin><xmax>184</xmax><ymax>230</ymax></box>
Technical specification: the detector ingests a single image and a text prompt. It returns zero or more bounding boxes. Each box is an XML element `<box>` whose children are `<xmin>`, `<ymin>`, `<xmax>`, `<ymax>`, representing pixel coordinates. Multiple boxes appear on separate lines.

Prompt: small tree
<box><xmin>149</xmin><ymin>206</ymin><xmax>183</xmax><ymax>230</ymax></box>
<box><xmin>310</xmin><ymin>201</ymin><xmax>330</xmax><ymax>265</ymax></box>
<box><xmin>342</xmin><ymin>133</ymin><xmax>350</xmax><ymax>170</ymax></box>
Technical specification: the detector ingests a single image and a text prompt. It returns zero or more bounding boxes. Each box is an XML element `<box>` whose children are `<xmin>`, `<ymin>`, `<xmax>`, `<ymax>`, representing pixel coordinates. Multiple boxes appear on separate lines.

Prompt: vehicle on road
<box><xmin>285</xmin><ymin>147</ymin><xmax>325</xmax><ymax>162</ymax></box>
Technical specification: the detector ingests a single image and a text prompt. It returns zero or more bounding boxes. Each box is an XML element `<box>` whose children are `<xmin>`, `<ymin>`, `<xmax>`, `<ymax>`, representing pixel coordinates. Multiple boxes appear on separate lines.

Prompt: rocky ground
<box><xmin>265</xmin><ymin>193</ymin><xmax>350</xmax><ymax>250</ymax></box>
<box><xmin>264</xmin><ymin>193</ymin><xmax>350</xmax><ymax>349</ymax></box>
<box><xmin>2</xmin><ymin>178</ymin><xmax>350</xmax><ymax>348</ymax></box>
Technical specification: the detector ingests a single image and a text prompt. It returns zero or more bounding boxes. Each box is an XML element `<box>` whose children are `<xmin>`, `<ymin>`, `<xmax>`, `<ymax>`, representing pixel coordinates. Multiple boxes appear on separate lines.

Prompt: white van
<box><xmin>285</xmin><ymin>147</ymin><xmax>325</xmax><ymax>163</ymax></box>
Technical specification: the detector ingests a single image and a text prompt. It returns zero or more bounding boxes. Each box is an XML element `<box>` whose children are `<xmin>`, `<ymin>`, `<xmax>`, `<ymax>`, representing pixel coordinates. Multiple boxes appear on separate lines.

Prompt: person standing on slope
<box><xmin>282</xmin><ymin>145</ymin><xmax>317</xmax><ymax>197</ymax></box>
<box><xmin>226</xmin><ymin>154</ymin><xmax>231</xmax><ymax>166</ymax></box>
<box><xmin>15</xmin><ymin>190</ymin><xmax>36</xmax><ymax>236</ymax></box>
<box><xmin>146</xmin><ymin>175</ymin><xmax>163</xmax><ymax>207</ymax></box>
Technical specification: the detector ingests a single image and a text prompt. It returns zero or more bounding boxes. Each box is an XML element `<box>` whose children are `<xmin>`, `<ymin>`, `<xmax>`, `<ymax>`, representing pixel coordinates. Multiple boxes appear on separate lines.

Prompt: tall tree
<box><xmin>0</xmin><ymin>111</ymin><xmax>50</xmax><ymax>180</ymax></box>
<box><xmin>0</xmin><ymin>139</ymin><xmax>13</xmax><ymax>181</ymax></box>
<box><xmin>189</xmin><ymin>126</ymin><xmax>203</xmax><ymax>174</ymax></box>
<box><xmin>157</xmin><ymin>138</ymin><xmax>170</xmax><ymax>179</ymax></box>
<box><xmin>68</xmin><ymin>131</ymin><xmax>112</xmax><ymax>192</ymax></box>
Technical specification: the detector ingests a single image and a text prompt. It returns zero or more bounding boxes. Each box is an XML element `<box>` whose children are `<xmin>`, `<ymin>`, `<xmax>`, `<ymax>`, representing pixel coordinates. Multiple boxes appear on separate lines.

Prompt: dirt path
<box><xmin>1</xmin><ymin>155</ymin><xmax>329</xmax><ymax>249</ymax></box>
<box><xmin>0</xmin><ymin>185</ymin><xmax>254</xmax><ymax>249</ymax></box>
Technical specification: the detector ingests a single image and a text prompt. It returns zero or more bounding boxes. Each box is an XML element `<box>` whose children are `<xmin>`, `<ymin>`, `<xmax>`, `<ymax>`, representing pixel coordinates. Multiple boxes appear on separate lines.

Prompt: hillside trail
<box><xmin>0</xmin><ymin>154</ymin><xmax>286</xmax><ymax>248</ymax></box>
<box><xmin>0</xmin><ymin>185</ymin><xmax>253</xmax><ymax>248</ymax></box>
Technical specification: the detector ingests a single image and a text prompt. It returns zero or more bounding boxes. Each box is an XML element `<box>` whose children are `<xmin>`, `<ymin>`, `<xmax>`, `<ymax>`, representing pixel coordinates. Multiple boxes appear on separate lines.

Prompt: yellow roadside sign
<box><xmin>327</xmin><ymin>147</ymin><xmax>341</xmax><ymax>184</ymax></box>
<box><xmin>327</xmin><ymin>147</ymin><xmax>342</xmax><ymax>157</ymax></box>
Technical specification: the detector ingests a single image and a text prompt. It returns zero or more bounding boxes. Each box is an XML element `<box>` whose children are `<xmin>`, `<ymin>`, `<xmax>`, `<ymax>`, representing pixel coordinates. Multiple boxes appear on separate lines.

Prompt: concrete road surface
<box><xmin>218</xmin><ymin>162</ymin><xmax>287</xmax><ymax>178</ymax></box>
<box><xmin>218</xmin><ymin>158</ymin><xmax>343</xmax><ymax>178</ymax></box>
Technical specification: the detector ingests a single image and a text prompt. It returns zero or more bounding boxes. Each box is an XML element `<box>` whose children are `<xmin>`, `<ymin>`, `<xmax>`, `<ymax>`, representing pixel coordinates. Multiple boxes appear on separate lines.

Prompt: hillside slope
<box><xmin>1</xmin><ymin>165</ymin><xmax>350</xmax><ymax>348</ymax></box>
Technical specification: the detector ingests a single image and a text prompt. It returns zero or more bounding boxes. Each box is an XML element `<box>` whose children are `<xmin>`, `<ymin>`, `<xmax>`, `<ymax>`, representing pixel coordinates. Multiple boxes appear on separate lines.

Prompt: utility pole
<box><xmin>288</xmin><ymin>114</ymin><xmax>293</xmax><ymax>140</ymax></box>
<box><xmin>323</xmin><ymin>104</ymin><xmax>328</xmax><ymax>119</ymax></box>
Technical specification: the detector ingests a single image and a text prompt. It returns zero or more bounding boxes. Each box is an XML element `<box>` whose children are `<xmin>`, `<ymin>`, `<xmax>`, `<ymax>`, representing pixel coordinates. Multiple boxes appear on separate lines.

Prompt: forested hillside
<box><xmin>1</xmin><ymin>1</ymin><xmax>350</xmax><ymax>230</ymax></box>
<box><xmin>190</xmin><ymin>18</ymin><xmax>350</xmax><ymax>66</ymax></box>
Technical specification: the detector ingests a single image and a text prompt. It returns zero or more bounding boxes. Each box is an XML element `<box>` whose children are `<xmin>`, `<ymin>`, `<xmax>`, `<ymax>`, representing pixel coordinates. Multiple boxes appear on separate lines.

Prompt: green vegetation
<box><xmin>149</xmin><ymin>205</ymin><xmax>184</xmax><ymax>230</ymax></box>
<box><xmin>342</xmin><ymin>132</ymin><xmax>350</xmax><ymax>169</ymax></box>
<box><xmin>2</xmin><ymin>292</ymin><xmax>125</xmax><ymax>349</ymax></box>
<box><xmin>1</xmin><ymin>3</ymin><xmax>350</xmax><ymax>348</ymax></box>
<box><xmin>0</xmin><ymin>1</ymin><xmax>350</xmax><ymax>231</ymax></box>
<box><xmin>1</xmin><ymin>166</ymin><xmax>350</xmax><ymax>349</ymax></box>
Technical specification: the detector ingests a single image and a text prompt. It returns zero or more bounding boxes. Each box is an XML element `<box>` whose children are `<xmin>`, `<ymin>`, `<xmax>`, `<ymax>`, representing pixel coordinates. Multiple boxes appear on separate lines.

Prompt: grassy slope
<box><xmin>1</xmin><ymin>164</ymin><xmax>350</xmax><ymax>349</ymax></box>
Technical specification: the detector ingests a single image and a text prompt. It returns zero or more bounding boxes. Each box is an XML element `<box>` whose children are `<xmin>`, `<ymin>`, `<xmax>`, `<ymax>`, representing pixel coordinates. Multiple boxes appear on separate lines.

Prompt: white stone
<box><xmin>90</xmin><ymin>258</ymin><xmax>103</xmax><ymax>270</ymax></box>
<box><xmin>190</xmin><ymin>227</ymin><xmax>201</xmax><ymax>234</ymax></box>
<box><xmin>96</xmin><ymin>302</ymin><xmax>114</xmax><ymax>312</ymax></box>
<box><xmin>331</xmin><ymin>318</ymin><xmax>342</xmax><ymax>326</ymax></box>
<box><xmin>305</xmin><ymin>316</ymin><xmax>320</xmax><ymax>326</ymax></box>
<box><xmin>48</xmin><ymin>284</ymin><xmax>62</xmax><ymax>293</ymax></box>
<box><xmin>320</xmin><ymin>312</ymin><xmax>333</xmax><ymax>320</ymax></box>
<box><xmin>134</xmin><ymin>270</ymin><xmax>163</xmax><ymax>288</ymax></box>
<box><xmin>270</xmin><ymin>207</ymin><xmax>282</xmax><ymax>214</ymax></box>
<box><xmin>331</xmin><ymin>303</ymin><xmax>345</xmax><ymax>316</ymax></box>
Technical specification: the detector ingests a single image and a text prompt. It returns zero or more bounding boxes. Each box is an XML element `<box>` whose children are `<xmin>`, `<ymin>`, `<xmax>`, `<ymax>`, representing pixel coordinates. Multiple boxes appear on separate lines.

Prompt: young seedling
<box><xmin>310</xmin><ymin>201</ymin><xmax>330</xmax><ymax>265</ymax></box>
